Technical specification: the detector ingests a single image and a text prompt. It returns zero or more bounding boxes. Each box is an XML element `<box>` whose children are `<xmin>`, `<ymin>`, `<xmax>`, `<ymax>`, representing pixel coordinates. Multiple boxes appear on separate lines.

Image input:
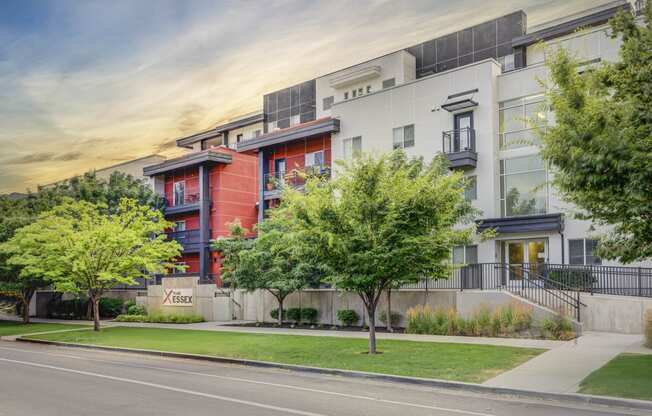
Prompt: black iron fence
<box><xmin>401</xmin><ymin>262</ymin><xmax>652</xmax><ymax>321</ymax></box>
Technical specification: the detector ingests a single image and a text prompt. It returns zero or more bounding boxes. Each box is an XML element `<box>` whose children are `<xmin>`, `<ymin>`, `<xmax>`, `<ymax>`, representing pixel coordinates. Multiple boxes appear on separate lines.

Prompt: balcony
<box><xmin>442</xmin><ymin>128</ymin><xmax>477</xmax><ymax>169</ymax></box>
<box><xmin>165</xmin><ymin>192</ymin><xmax>200</xmax><ymax>215</ymax></box>
<box><xmin>166</xmin><ymin>229</ymin><xmax>202</xmax><ymax>253</ymax></box>
<box><xmin>263</xmin><ymin>166</ymin><xmax>331</xmax><ymax>200</ymax></box>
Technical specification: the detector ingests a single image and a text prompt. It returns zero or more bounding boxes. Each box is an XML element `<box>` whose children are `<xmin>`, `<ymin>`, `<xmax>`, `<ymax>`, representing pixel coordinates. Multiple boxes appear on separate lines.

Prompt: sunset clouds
<box><xmin>0</xmin><ymin>0</ymin><xmax>600</xmax><ymax>192</ymax></box>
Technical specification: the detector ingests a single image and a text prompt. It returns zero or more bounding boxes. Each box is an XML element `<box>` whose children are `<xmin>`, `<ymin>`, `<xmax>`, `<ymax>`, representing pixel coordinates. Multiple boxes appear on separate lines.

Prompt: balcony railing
<box><xmin>441</xmin><ymin>128</ymin><xmax>477</xmax><ymax>169</ymax></box>
<box><xmin>172</xmin><ymin>192</ymin><xmax>200</xmax><ymax>207</ymax></box>
<box><xmin>442</xmin><ymin>128</ymin><xmax>476</xmax><ymax>153</ymax></box>
<box><xmin>264</xmin><ymin>166</ymin><xmax>331</xmax><ymax>192</ymax></box>
<box><xmin>167</xmin><ymin>229</ymin><xmax>200</xmax><ymax>245</ymax></box>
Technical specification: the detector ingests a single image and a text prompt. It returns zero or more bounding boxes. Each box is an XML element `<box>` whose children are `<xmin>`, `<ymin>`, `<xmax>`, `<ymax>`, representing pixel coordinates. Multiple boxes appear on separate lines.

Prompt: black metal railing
<box><xmin>166</xmin><ymin>229</ymin><xmax>201</xmax><ymax>246</ymax></box>
<box><xmin>171</xmin><ymin>192</ymin><xmax>200</xmax><ymax>207</ymax></box>
<box><xmin>442</xmin><ymin>128</ymin><xmax>476</xmax><ymax>154</ymax></box>
<box><xmin>500</xmin><ymin>263</ymin><xmax>584</xmax><ymax>321</ymax></box>
<box><xmin>400</xmin><ymin>262</ymin><xmax>652</xmax><ymax>321</ymax></box>
<box><xmin>264</xmin><ymin>166</ymin><xmax>331</xmax><ymax>192</ymax></box>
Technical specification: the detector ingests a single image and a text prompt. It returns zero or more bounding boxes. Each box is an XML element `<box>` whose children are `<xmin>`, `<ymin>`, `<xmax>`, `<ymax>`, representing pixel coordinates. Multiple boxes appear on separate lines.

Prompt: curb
<box><xmin>15</xmin><ymin>337</ymin><xmax>652</xmax><ymax>412</ymax></box>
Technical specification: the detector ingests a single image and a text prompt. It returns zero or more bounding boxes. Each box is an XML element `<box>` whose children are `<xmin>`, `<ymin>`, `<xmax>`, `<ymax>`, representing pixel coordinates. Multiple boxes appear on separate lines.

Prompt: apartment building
<box><xmin>144</xmin><ymin>114</ymin><xmax>262</xmax><ymax>284</ymax></box>
<box><xmin>146</xmin><ymin>0</ymin><xmax>651</xmax><ymax>287</ymax></box>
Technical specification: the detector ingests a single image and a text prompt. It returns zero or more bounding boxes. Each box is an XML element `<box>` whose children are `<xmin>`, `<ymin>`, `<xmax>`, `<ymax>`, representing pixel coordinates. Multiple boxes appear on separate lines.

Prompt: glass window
<box><xmin>500</xmin><ymin>155</ymin><xmax>547</xmax><ymax>217</ymax></box>
<box><xmin>343</xmin><ymin>136</ymin><xmax>362</xmax><ymax>160</ymax></box>
<box><xmin>392</xmin><ymin>124</ymin><xmax>415</xmax><ymax>149</ymax></box>
<box><xmin>173</xmin><ymin>181</ymin><xmax>185</xmax><ymax>206</ymax></box>
<box><xmin>366</xmin><ymin>85</ymin><xmax>372</xmax><ymax>94</ymax></box>
<box><xmin>498</xmin><ymin>94</ymin><xmax>548</xmax><ymax>150</ymax></box>
<box><xmin>382</xmin><ymin>78</ymin><xmax>395</xmax><ymax>89</ymax></box>
<box><xmin>201</xmin><ymin>136</ymin><xmax>224</xmax><ymax>150</ymax></box>
<box><xmin>452</xmin><ymin>245</ymin><xmax>478</xmax><ymax>264</ymax></box>
<box><xmin>344</xmin><ymin>92</ymin><xmax>348</xmax><ymax>100</ymax></box>
<box><xmin>174</xmin><ymin>221</ymin><xmax>186</xmax><ymax>232</ymax></box>
<box><xmin>323</xmin><ymin>96</ymin><xmax>334</xmax><ymax>111</ymax></box>
<box><xmin>465</xmin><ymin>176</ymin><xmax>477</xmax><ymax>201</ymax></box>
<box><xmin>569</xmin><ymin>239</ymin><xmax>602</xmax><ymax>265</ymax></box>
<box><xmin>305</xmin><ymin>151</ymin><xmax>324</xmax><ymax>168</ymax></box>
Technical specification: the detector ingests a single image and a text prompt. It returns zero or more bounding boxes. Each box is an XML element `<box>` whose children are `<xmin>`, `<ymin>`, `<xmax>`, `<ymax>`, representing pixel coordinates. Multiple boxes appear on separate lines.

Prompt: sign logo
<box><xmin>162</xmin><ymin>288</ymin><xmax>193</xmax><ymax>306</ymax></box>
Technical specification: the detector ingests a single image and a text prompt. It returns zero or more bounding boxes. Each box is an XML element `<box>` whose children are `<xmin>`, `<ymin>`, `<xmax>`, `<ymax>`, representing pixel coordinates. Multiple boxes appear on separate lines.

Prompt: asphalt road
<box><xmin>0</xmin><ymin>340</ymin><xmax>645</xmax><ymax>416</ymax></box>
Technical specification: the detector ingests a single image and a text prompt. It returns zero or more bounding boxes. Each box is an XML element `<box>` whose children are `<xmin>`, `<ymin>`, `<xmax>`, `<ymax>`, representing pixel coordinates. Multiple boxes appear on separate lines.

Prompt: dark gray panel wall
<box><xmin>263</xmin><ymin>79</ymin><xmax>316</xmax><ymax>132</ymax></box>
<box><xmin>407</xmin><ymin>11</ymin><xmax>526</xmax><ymax>77</ymax></box>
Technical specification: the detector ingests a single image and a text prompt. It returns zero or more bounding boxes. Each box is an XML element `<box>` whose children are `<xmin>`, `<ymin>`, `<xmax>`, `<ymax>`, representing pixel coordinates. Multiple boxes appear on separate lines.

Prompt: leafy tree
<box><xmin>0</xmin><ymin>170</ymin><xmax>164</xmax><ymax>321</ymax></box>
<box><xmin>539</xmin><ymin>5</ymin><xmax>652</xmax><ymax>262</ymax></box>
<box><xmin>214</xmin><ymin>217</ymin><xmax>323</xmax><ymax>326</ymax></box>
<box><xmin>0</xmin><ymin>199</ymin><xmax>181</xmax><ymax>330</ymax></box>
<box><xmin>280</xmin><ymin>151</ymin><xmax>477</xmax><ymax>353</ymax></box>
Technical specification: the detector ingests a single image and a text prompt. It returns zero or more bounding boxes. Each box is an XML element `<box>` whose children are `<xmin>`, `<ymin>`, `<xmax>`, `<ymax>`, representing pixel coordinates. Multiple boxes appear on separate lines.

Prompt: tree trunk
<box><xmin>385</xmin><ymin>288</ymin><xmax>393</xmax><ymax>333</ymax></box>
<box><xmin>277</xmin><ymin>297</ymin><xmax>284</xmax><ymax>326</ymax></box>
<box><xmin>20</xmin><ymin>289</ymin><xmax>34</xmax><ymax>324</ymax></box>
<box><xmin>91</xmin><ymin>296</ymin><xmax>101</xmax><ymax>331</ymax></box>
<box><xmin>367</xmin><ymin>303</ymin><xmax>377</xmax><ymax>354</ymax></box>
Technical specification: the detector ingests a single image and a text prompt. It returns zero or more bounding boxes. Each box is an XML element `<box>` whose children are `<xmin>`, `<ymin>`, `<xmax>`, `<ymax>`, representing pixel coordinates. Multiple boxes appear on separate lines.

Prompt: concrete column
<box><xmin>199</xmin><ymin>164</ymin><xmax>211</xmax><ymax>283</ymax></box>
<box><xmin>257</xmin><ymin>150</ymin><xmax>266</xmax><ymax>224</ymax></box>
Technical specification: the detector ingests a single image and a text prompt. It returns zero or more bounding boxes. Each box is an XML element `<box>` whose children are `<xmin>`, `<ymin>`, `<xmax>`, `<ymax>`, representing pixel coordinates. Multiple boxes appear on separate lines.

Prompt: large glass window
<box><xmin>201</xmin><ymin>136</ymin><xmax>224</xmax><ymax>150</ymax></box>
<box><xmin>464</xmin><ymin>176</ymin><xmax>477</xmax><ymax>201</ymax></box>
<box><xmin>453</xmin><ymin>245</ymin><xmax>478</xmax><ymax>264</ymax></box>
<box><xmin>392</xmin><ymin>124</ymin><xmax>415</xmax><ymax>149</ymax></box>
<box><xmin>569</xmin><ymin>239</ymin><xmax>602</xmax><ymax>265</ymax></box>
<box><xmin>343</xmin><ymin>136</ymin><xmax>362</xmax><ymax>160</ymax></box>
<box><xmin>500</xmin><ymin>155</ymin><xmax>547</xmax><ymax>217</ymax></box>
<box><xmin>499</xmin><ymin>94</ymin><xmax>548</xmax><ymax>150</ymax></box>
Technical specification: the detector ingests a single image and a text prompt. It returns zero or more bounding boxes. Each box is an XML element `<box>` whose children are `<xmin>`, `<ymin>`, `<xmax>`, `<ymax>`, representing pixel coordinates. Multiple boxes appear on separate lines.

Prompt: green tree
<box><xmin>280</xmin><ymin>151</ymin><xmax>476</xmax><ymax>353</ymax></box>
<box><xmin>0</xmin><ymin>170</ymin><xmax>164</xmax><ymax>322</ymax></box>
<box><xmin>539</xmin><ymin>5</ymin><xmax>652</xmax><ymax>262</ymax></box>
<box><xmin>0</xmin><ymin>199</ymin><xmax>182</xmax><ymax>330</ymax></box>
<box><xmin>214</xmin><ymin>217</ymin><xmax>323</xmax><ymax>326</ymax></box>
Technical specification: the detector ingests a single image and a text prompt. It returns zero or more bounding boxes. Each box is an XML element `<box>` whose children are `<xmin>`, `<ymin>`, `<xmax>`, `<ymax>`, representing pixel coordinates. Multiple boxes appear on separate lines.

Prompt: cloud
<box><xmin>0</xmin><ymin>0</ymin><xmax>607</xmax><ymax>193</ymax></box>
<box><xmin>6</xmin><ymin>152</ymin><xmax>56</xmax><ymax>164</ymax></box>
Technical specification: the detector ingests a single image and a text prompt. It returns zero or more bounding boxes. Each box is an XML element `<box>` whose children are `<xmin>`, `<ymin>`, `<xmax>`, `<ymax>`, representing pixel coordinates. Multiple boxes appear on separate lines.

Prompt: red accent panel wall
<box><xmin>209</xmin><ymin>148</ymin><xmax>259</xmax><ymax>285</ymax></box>
<box><xmin>266</xmin><ymin>133</ymin><xmax>331</xmax><ymax>175</ymax></box>
<box><xmin>167</xmin><ymin>213</ymin><xmax>200</xmax><ymax>230</ymax></box>
<box><xmin>178</xmin><ymin>253</ymin><xmax>199</xmax><ymax>273</ymax></box>
<box><xmin>164</xmin><ymin>167</ymin><xmax>199</xmax><ymax>206</ymax></box>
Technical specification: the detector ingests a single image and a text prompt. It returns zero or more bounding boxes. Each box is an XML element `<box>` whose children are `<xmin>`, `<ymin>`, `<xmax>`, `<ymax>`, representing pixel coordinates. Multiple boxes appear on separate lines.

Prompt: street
<box><xmin>0</xmin><ymin>341</ymin><xmax>644</xmax><ymax>416</ymax></box>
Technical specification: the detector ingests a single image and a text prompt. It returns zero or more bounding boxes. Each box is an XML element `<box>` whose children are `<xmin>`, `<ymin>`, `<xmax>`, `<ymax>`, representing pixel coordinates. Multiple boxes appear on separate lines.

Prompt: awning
<box><xmin>441</xmin><ymin>89</ymin><xmax>478</xmax><ymax>112</ymax></box>
<box><xmin>476</xmin><ymin>213</ymin><xmax>564</xmax><ymax>234</ymax></box>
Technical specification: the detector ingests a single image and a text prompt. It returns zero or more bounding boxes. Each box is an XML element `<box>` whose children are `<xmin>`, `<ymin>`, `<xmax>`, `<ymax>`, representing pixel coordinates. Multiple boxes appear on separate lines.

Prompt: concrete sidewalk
<box><xmin>26</xmin><ymin>317</ymin><xmax>566</xmax><ymax>349</ymax></box>
<box><xmin>483</xmin><ymin>331</ymin><xmax>647</xmax><ymax>393</ymax></box>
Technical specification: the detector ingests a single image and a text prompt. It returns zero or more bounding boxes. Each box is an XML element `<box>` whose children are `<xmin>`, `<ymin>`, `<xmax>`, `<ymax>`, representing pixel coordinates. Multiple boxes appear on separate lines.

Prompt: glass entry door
<box><xmin>505</xmin><ymin>239</ymin><xmax>547</xmax><ymax>283</ymax></box>
<box><xmin>454</xmin><ymin>112</ymin><xmax>473</xmax><ymax>152</ymax></box>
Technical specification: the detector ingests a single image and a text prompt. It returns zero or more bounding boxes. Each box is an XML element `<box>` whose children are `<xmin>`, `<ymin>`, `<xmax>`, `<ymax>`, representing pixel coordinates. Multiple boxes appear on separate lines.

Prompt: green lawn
<box><xmin>26</xmin><ymin>326</ymin><xmax>543</xmax><ymax>383</ymax></box>
<box><xmin>579</xmin><ymin>353</ymin><xmax>652</xmax><ymax>401</ymax></box>
<box><xmin>0</xmin><ymin>321</ymin><xmax>87</xmax><ymax>337</ymax></box>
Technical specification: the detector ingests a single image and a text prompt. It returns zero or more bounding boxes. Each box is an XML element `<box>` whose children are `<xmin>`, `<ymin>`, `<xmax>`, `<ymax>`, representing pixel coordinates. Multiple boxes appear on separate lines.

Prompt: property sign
<box><xmin>162</xmin><ymin>288</ymin><xmax>193</xmax><ymax>306</ymax></box>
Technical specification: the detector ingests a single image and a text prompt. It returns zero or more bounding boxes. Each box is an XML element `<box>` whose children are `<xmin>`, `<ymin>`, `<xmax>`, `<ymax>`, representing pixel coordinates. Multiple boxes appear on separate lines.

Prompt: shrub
<box><xmin>114</xmin><ymin>313</ymin><xmax>204</xmax><ymax>323</ymax></box>
<box><xmin>99</xmin><ymin>298</ymin><xmax>124</xmax><ymax>318</ymax></box>
<box><xmin>127</xmin><ymin>304</ymin><xmax>147</xmax><ymax>315</ymax></box>
<box><xmin>378</xmin><ymin>310</ymin><xmax>401</xmax><ymax>327</ymax></box>
<box><xmin>300</xmin><ymin>308</ymin><xmax>318</xmax><ymax>324</ymax></box>
<box><xmin>548</xmin><ymin>269</ymin><xmax>594</xmax><ymax>289</ymax></box>
<box><xmin>336</xmin><ymin>309</ymin><xmax>360</xmax><ymax>326</ymax></box>
<box><xmin>540</xmin><ymin>314</ymin><xmax>575</xmax><ymax>340</ymax></box>
<box><xmin>123</xmin><ymin>299</ymin><xmax>136</xmax><ymax>313</ymax></box>
<box><xmin>406</xmin><ymin>303</ymin><xmax>536</xmax><ymax>339</ymax></box>
<box><xmin>286</xmin><ymin>308</ymin><xmax>302</xmax><ymax>323</ymax></box>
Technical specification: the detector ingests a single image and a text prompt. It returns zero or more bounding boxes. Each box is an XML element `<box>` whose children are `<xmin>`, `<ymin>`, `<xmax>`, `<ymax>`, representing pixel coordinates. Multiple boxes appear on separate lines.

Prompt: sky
<box><xmin>0</xmin><ymin>0</ymin><xmax>605</xmax><ymax>193</ymax></box>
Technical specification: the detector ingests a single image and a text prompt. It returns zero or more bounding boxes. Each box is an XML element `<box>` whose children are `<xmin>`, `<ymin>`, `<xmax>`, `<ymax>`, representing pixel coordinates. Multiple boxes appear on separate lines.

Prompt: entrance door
<box><xmin>274</xmin><ymin>158</ymin><xmax>286</xmax><ymax>185</ymax></box>
<box><xmin>506</xmin><ymin>239</ymin><xmax>547</xmax><ymax>283</ymax></box>
<box><xmin>454</xmin><ymin>112</ymin><xmax>473</xmax><ymax>152</ymax></box>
